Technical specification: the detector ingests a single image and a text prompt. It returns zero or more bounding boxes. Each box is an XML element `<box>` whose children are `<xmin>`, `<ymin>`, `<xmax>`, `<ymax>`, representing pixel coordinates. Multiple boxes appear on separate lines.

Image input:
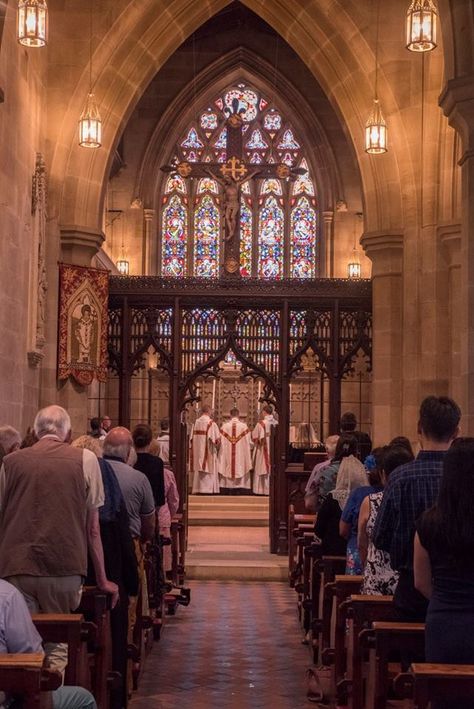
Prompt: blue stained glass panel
<box><xmin>240</xmin><ymin>199</ymin><xmax>252</xmax><ymax>278</ymax></box>
<box><xmin>194</xmin><ymin>195</ymin><xmax>219</xmax><ymax>278</ymax></box>
<box><xmin>162</xmin><ymin>195</ymin><xmax>187</xmax><ymax>277</ymax></box>
<box><xmin>290</xmin><ymin>196</ymin><xmax>316</xmax><ymax>279</ymax></box>
<box><xmin>181</xmin><ymin>127</ymin><xmax>204</xmax><ymax>149</ymax></box>
<box><xmin>258</xmin><ymin>196</ymin><xmax>284</xmax><ymax>279</ymax></box>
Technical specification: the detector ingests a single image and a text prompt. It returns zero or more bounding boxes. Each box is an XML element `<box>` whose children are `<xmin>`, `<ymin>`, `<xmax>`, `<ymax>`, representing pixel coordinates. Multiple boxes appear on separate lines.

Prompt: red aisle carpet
<box><xmin>130</xmin><ymin>580</ymin><xmax>311</xmax><ymax>709</ymax></box>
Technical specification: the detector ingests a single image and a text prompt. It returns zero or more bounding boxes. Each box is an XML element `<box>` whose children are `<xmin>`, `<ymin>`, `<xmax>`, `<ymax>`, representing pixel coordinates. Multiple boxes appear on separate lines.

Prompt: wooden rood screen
<box><xmin>106</xmin><ymin>276</ymin><xmax>372</xmax><ymax>553</ymax></box>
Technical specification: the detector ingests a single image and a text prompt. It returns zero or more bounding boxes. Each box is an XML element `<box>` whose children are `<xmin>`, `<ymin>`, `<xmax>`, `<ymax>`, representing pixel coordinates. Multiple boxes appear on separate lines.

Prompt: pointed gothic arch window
<box><xmin>159</xmin><ymin>82</ymin><xmax>319</xmax><ymax>279</ymax></box>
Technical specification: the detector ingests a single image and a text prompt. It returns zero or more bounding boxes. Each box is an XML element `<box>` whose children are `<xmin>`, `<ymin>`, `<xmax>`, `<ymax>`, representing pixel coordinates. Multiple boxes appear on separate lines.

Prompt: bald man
<box><xmin>103</xmin><ymin>427</ymin><xmax>155</xmax><ymax>542</ymax></box>
<box><xmin>103</xmin><ymin>426</ymin><xmax>155</xmax><ymax>642</ymax></box>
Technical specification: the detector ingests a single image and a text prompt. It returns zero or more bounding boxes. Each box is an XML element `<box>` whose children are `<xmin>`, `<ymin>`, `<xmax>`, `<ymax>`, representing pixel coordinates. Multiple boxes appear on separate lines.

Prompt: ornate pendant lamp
<box><xmin>78</xmin><ymin>2</ymin><xmax>102</xmax><ymax>148</ymax></box>
<box><xmin>348</xmin><ymin>249</ymin><xmax>361</xmax><ymax>279</ymax></box>
<box><xmin>406</xmin><ymin>0</ymin><xmax>438</xmax><ymax>52</ymax></box>
<box><xmin>116</xmin><ymin>217</ymin><xmax>129</xmax><ymax>275</ymax></box>
<box><xmin>365</xmin><ymin>0</ymin><xmax>387</xmax><ymax>154</ymax></box>
<box><xmin>348</xmin><ymin>213</ymin><xmax>362</xmax><ymax>278</ymax></box>
<box><xmin>17</xmin><ymin>0</ymin><xmax>48</xmax><ymax>47</ymax></box>
<box><xmin>365</xmin><ymin>99</ymin><xmax>387</xmax><ymax>154</ymax></box>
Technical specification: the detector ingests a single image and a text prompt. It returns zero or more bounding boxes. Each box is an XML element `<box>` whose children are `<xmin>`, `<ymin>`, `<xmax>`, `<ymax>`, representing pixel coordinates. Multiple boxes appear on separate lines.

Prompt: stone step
<box><xmin>188</xmin><ymin>494</ymin><xmax>269</xmax><ymax>507</ymax></box>
<box><xmin>188</xmin><ymin>501</ymin><xmax>268</xmax><ymax>514</ymax></box>
<box><xmin>186</xmin><ymin>557</ymin><xmax>287</xmax><ymax>581</ymax></box>
<box><xmin>188</xmin><ymin>511</ymin><xmax>268</xmax><ymax>526</ymax></box>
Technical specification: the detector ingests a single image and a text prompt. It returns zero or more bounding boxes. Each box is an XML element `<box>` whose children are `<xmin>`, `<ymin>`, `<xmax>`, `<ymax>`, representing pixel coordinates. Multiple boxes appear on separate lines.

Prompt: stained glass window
<box><xmin>278</xmin><ymin>129</ymin><xmax>300</xmax><ymax>150</ymax></box>
<box><xmin>246</xmin><ymin>129</ymin><xmax>269</xmax><ymax>150</ymax></box>
<box><xmin>200</xmin><ymin>112</ymin><xmax>218</xmax><ymax>131</ymax></box>
<box><xmin>292</xmin><ymin>158</ymin><xmax>315</xmax><ymax>196</ymax></box>
<box><xmin>197</xmin><ymin>177</ymin><xmax>218</xmax><ymax>194</ymax></box>
<box><xmin>224</xmin><ymin>88</ymin><xmax>258</xmax><ymax>121</ymax></box>
<box><xmin>240</xmin><ymin>199</ymin><xmax>252</xmax><ymax>278</ymax></box>
<box><xmin>194</xmin><ymin>195</ymin><xmax>219</xmax><ymax>278</ymax></box>
<box><xmin>160</xmin><ymin>82</ymin><xmax>318</xmax><ymax>280</ymax></box>
<box><xmin>261</xmin><ymin>179</ymin><xmax>282</xmax><ymax>195</ymax></box>
<box><xmin>258</xmin><ymin>196</ymin><xmax>284</xmax><ymax>279</ymax></box>
<box><xmin>162</xmin><ymin>195</ymin><xmax>187</xmax><ymax>277</ymax></box>
<box><xmin>181</xmin><ymin>128</ymin><xmax>204</xmax><ymax>149</ymax></box>
<box><xmin>290</xmin><ymin>197</ymin><xmax>316</xmax><ymax>279</ymax></box>
<box><xmin>165</xmin><ymin>174</ymin><xmax>186</xmax><ymax>194</ymax></box>
<box><xmin>264</xmin><ymin>111</ymin><xmax>282</xmax><ymax>131</ymax></box>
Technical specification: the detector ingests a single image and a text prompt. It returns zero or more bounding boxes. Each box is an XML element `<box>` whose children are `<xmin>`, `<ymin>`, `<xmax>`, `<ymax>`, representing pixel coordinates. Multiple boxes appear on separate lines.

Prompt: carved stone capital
<box><xmin>439</xmin><ymin>75</ymin><xmax>474</xmax><ymax>149</ymax></box>
<box><xmin>143</xmin><ymin>209</ymin><xmax>155</xmax><ymax>222</ymax></box>
<box><xmin>438</xmin><ymin>223</ymin><xmax>461</xmax><ymax>269</ymax></box>
<box><xmin>28</xmin><ymin>350</ymin><xmax>45</xmax><ymax>368</ymax></box>
<box><xmin>360</xmin><ymin>231</ymin><xmax>404</xmax><ymax>277</ymax></box>
<box><xmin>60</xmin><ymin>225</ymin><xmax>105</xmax><ymax>266</ymax></box>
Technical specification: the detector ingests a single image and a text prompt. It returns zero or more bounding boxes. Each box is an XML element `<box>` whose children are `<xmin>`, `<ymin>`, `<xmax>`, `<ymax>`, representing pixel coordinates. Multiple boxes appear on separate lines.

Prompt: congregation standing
<box><xmin>0</xmin><ymin>405</ymin><xmax>180</xmax><ymax>709</ymax></box>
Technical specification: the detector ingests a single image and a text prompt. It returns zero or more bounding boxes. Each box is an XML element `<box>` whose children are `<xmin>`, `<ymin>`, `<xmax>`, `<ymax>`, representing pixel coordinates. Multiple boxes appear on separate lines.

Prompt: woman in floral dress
<box><xmin>358</xmin><ymin>445</ymin><xmax>414</xmax><ymax>594</ymax></box>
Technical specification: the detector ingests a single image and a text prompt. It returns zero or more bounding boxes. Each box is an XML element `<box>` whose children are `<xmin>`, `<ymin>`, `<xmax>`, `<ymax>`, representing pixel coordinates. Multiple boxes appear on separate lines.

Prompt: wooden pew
<box><xmin>362</xmin><ymin>621</ymin><xmax>425</xmax><ymax>709</ymax></box>
<box><xmin>328</xmin><ymin>576</ymin><xmax>364</xmax><ymax>684</ymax></box>
<box><xmin>79</xmin><ymin>587</ymin><xmax>117</xmax><ymax>709</ymax></box>
<box><xmin>395</xmin><ymin>662</ymin><xmax>474</xmax><ymax>709</ymax></box>
<box><xmin>0</xmin><ymin>654</ymin><xmax>61</xmax><ymax>709</ymax></box>
<box><xmin>311</xmin><ymin>556</ymin><xmax>346</xmax><ymax>665</ymax></box>
<box><xmin>170</xmin><ymin>513</ymin><xmax>185</xmax><ymax>587</ymax></box>
<box><xmin>31</xmin><ymin>613</ymin><xmax>93</xmax><ymax>689</ymax></box>
<box><xmin>339</xmin><ymin>594</ymin><xmax>396</xmax><ymax>709</ymax></box>
<box><xmin>288</xmin><ymin>504</ymin><xmax>315</xmax><ymax>585</ymax></box>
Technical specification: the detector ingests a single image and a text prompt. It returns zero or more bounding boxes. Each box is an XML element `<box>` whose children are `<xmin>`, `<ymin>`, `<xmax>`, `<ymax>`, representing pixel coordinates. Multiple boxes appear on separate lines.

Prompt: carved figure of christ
<box><xmin>161</xmin><ymin>111</ymin><xmax>305</xmax><ymax>277</ymax></box>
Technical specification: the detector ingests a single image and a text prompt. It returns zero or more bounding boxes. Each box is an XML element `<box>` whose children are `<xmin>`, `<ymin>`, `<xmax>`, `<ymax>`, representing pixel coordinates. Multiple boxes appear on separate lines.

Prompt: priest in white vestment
<box><xmin>219</xmin><ymin>408</ymin><xmax>252</xmax><ymax>491</ymax></box>
<box><xmin>189</xmin><ymin>405</ymin><xmax>221</xmax><ymax>494</ymax></box>
<box><xmin>156</xmin><ymin>418</ymin><xmax>170</xmax><ymax>464</ymax></box>
<box><xmin>252</xmin><ymin>404</ymin><xmax>277</xmax><ymax>495</ymax></box>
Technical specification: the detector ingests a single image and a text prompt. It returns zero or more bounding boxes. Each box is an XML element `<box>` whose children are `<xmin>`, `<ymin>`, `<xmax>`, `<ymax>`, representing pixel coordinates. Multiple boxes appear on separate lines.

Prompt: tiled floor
<box><xmin>130</xmin><ymin>581</ymin><xmax>311</xmax><ymax>709</ymax></box>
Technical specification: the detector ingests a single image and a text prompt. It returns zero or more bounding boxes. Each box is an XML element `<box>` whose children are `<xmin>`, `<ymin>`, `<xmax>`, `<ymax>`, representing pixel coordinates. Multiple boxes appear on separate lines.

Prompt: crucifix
<box><xmin>161</xmin><ymin>101</ymin><xmax>305</xmax><ymax>278</ymax></box>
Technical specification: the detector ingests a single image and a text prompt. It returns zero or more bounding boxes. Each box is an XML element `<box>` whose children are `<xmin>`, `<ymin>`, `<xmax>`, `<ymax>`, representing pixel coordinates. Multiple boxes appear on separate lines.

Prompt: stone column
<box><xmin>143</xmin><ymin>208</ymin><xmax>155</xmax><ymax>275</ymax></box>
<box><xmin>439</xmin><ymin>225</ymin><xmax>461</xmax><ymax>405</ymax></box>
<box><xmin>360</xmin><ymin>230</ymin><xmax>404</xmax><ymax>444</ymax></box>
<box><xmin>322</xmin><ymin>211</ymin><xmax>334</xmax><ymax>277</ymax></box>
<box><xmin>58</xmin><ymin>225</ymin><xmax>105</xmax><ymax>437</ymax></box>
<box><xmin>440</xmin><ymin>76</ymin><xmax>474</xmax><ymax>432</ymax></box>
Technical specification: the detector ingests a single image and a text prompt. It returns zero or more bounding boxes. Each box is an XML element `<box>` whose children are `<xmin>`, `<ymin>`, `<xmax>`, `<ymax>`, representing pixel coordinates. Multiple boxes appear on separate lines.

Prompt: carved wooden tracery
<box><xmin>107</xmin><ymin>275</ymin><xmax>372</xmax><ymax>553</ymax></box>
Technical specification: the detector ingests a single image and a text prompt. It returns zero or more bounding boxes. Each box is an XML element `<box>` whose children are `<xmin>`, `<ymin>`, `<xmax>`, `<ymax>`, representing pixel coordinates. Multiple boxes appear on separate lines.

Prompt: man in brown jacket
<box><xmin>0</xmin><ymin>404</ymin><xmax>118</xmax><ymax>671</ymax></box>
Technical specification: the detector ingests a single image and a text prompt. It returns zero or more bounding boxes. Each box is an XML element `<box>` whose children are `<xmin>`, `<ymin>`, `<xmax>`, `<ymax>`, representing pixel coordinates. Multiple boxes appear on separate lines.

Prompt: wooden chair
<box><xmin>31</xmin><ymin>613</ymin><xmax>93</xmax><ymax>689</ymax></box>
<box><xmin>408</xmin><ymin>663</ymin><xmax>474</xmax><ymax>709</ymax></box>
<box><xmin>339</xmin><ymin>594</ymin><xmax>396</xmax><ymax>709</ymax></box>
<box><xmin>362</xmin><ymin>621</ymin><xmax>425</xmax><ymax>709</ymax></box>
<box><xmin>0</xmin><ymin>654</ymin><xmax>61</xmax><ymax>709</ymax></box>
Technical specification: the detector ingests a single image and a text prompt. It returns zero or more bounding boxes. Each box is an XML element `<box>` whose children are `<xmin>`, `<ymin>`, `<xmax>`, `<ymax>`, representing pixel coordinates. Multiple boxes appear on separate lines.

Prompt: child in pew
<box><xmin>339</xmin><ymin>448</ymin><xmax>384</xmax><ymax>574</ymax></box>
<box><xmin>358</xmin><ymin>445</ymin><xmax>414</xmax><ymax>594</ymax></box>
<box><xmin>0</xmin><ymin>578</ymin><xmax>97</xmax><ymax>709</ymax></box>
<box><xmin>414</xmin><ymin>437</ymin><xmax>474</xmax><ymax>709</ymax></box>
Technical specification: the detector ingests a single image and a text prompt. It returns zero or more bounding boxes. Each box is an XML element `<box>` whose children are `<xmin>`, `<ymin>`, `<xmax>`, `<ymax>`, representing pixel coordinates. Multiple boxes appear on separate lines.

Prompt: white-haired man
<box><xmin>0</xmin><ymin>405</ymin><xmax>118</xmax><ymax>672</ymax></box>
<box><xmin>0</xmin><ymin>425</ymin><xmax>21</xmax><ymax>459</ymax></box>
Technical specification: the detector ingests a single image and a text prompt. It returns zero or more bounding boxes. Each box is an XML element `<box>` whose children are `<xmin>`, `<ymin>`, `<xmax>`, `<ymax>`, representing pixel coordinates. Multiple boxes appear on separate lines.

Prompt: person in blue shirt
<box><xmin>0</xmin><ymin>578</ymin><xmax>96</xmax><ymax>708</ymax></box>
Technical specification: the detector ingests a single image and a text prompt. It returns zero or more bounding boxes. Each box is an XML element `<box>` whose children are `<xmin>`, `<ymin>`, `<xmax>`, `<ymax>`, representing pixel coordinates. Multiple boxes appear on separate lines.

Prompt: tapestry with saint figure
<box><xmin>58</xmin><ymin>263</ymin><xmax>108</xmax><ymax>385</ymax></box>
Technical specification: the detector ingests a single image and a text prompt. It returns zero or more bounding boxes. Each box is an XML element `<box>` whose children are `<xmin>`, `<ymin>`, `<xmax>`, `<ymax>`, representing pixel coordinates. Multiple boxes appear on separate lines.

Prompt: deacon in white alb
<box><xmin>189</xmin><ymin>404</ymin><xmax>221</xmax><ymax>494</ymax></box>
<box><xmin>252</xmin><ymin>404</ymin><xmax>277</xmax><ymax>495</ymax></box>
<box><xmin>219</xmin><ymin>408</ymin><xmax>252</xmax><ymax>491</ymax></box>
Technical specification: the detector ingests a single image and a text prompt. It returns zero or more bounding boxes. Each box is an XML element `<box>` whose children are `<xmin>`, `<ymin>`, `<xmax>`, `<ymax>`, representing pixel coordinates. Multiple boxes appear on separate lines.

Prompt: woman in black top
<box><xmin>415</xmin><ymin>438</ymin><xmax>474</xmax><ymax>709</ymax></box>
<box><xmin>133</xmin><ymin>424</ymin><xmax>166</xmax><ymax>508</ymax></box>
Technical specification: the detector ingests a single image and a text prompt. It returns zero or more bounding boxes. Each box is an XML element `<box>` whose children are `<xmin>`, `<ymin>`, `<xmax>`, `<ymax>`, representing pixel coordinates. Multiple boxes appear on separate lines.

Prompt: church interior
<box><xmin>1</xmin><ymin>0</ymin><xmax>474</xmax><ymax>707</ymax></box>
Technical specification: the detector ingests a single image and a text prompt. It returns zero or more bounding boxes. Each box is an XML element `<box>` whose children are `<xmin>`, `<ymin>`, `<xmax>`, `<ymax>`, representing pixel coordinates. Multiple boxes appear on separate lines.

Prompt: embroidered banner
<box><xmin>58</xmin><ymin>263</ymin><xmax>109</xmax><ymax>386</ymax></box>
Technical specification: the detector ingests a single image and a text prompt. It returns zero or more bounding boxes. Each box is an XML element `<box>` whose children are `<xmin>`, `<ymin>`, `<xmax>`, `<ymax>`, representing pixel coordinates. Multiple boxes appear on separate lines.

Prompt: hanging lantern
<box><xmin>116</xmin><ymin>258</ymin><xmax>129</xmax><ymax>275</ymax></box>
<box><xmin>365</xmin><ymin>99</ymin><xmax>388</xmax><ymax>154</ymax></box>
<box><xmin>406</xmin><ymin>0</ymin><xmax>438</xmax><ymax>52</ymax></box>
<box><xmin>78</xmin><ymin>93</ymin><xmax>102</xmax><ymax>148</ymax></box>
<box><xmin>17</xmin><ymin>0</ymin><xmax>48</xmax><ymax>47</ymax></box>
<box><xmin>348</xmin><ymin>250</ymin><xmax>361</xmax><ymax>279</ymax></box>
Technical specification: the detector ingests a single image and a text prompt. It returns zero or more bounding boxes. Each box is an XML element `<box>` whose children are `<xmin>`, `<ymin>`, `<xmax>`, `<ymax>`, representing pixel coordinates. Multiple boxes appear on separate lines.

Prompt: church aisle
<box><xmin>130</xmin><ymin>581</ymin><xmax>311</xmax><ymax>709</ymax></box>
